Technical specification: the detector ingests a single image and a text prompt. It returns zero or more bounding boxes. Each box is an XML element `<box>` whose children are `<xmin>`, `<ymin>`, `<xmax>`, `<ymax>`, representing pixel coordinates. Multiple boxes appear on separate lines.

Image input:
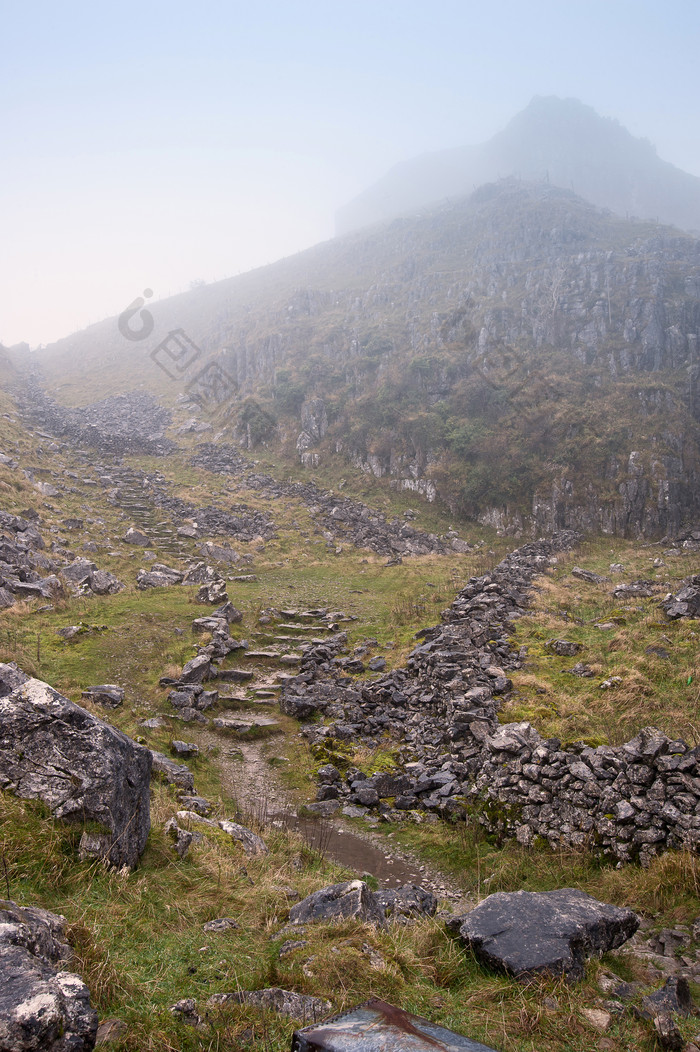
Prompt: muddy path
<box><xmin>200</xmin><ymin>724</ymin><xmax>470</xmax><ymax>908</ymax></box>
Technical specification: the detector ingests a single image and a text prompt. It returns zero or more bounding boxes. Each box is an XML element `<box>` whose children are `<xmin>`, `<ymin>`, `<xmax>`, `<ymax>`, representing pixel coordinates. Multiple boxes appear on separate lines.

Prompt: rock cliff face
<box><xmin>221</xmin><ymin>184</ymin><xmax>700</xmax><ymax>538</ymax></box>
<box><xmin>31</xmin><ymin>181</ymin><xmax>700</xmax><ymax>538</ymax></box>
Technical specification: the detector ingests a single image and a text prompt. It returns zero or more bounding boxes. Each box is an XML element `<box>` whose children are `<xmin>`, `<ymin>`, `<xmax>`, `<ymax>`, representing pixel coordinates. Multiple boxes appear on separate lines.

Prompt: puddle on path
<box><xmin>201</xmin><ymin>725</ymin><xmax>467</xmax><ymax>901</ymax></box>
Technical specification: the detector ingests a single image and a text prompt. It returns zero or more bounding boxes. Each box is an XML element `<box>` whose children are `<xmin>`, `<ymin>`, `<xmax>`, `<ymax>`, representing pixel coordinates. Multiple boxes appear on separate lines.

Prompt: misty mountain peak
<box><xmin>337</xmin><ymin>97</ymin><xmax>700</xmax><ymax>235</ymax></box>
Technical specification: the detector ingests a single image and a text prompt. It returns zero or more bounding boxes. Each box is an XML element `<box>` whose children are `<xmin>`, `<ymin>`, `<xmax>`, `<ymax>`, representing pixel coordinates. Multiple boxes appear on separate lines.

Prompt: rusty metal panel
<box><xmin>290</xmin><ymin>997</ymin><xmax>500</xmax><ymax>1051</ymax></box>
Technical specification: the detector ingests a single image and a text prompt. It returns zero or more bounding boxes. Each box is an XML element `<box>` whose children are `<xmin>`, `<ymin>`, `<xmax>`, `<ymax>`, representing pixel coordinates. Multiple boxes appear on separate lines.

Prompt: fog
<box><xmin>2</xmin><ymin>0</ymin><xmax>699</xmax><ymax>348</ymax></box>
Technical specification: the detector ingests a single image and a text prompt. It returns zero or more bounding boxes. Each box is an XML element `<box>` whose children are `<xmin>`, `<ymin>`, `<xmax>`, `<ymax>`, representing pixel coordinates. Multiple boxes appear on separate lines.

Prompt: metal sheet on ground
<box><xmin>291</xmin><ymin>998</ymin><xmax>499</xmax><ymax>1051</ymax></box>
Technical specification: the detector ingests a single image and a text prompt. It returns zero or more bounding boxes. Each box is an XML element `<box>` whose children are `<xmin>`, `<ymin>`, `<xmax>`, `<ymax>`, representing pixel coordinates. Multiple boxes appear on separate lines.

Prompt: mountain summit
<box><xmin>337</xmin><ymin>97</ymin><xmax>700</xmax><ymax>235</ymax></box>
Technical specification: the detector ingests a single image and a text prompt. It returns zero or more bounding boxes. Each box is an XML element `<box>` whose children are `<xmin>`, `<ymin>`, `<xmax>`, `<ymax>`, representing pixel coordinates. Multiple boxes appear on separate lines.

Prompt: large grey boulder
<box><xmin>458</xmin><ymin>888</ymin><xmax>639</xmax><ymax>981</ymax></box>
<box><xmin>61</xmin><ymin>558</ymin><xmax>96</xmax><ymax>588</ymax></box>
<box><xmin>0</xmin><ymin>899</ymin><xmax>98</xmax><ymax>1050</ymax></box>
<box><xmin>289</xmin><ymin>880</ymin><xmax>385</xmax><ymax>927</ymax></box>
<box><xmin>87</xmin><ymin>569</ymin><xmax>123</xmax><ymax>596</ymax></box>
<box><xmin>136</xmin><ymin>563</ymin><xmax>183</xmax><ymax>590</ymax></box>
<box><xmin>0</xmin><ymin>664</ymin><xmax>151</xmax><ymax>868</ymax></box>
<box><xmin>179</xmin><ymin>654</ymin><xmax>211</xmax><ymax>684</ymax></box>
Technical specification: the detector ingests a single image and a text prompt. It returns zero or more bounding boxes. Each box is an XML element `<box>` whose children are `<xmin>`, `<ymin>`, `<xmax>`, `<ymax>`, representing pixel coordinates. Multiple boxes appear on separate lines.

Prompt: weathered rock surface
<box><xmin>123</xmin><ymin>527</ymin><xmax>150</xmax><ymax>546</ymax></box>
<box><xmin>207</xmin><ymin>987</ymin><xmax>330</xmax><ymax>1022</ymax></box>
<box><xmin>0</xmin><ymin>665</ymin><xmax>151</xmax><ymax>868</ymax></box>
<box><xmin>661</xmin><ymin>575</ymin><xmax>700</xmax><ymax>619</ymax></box>
<box><xmin>373</xmin><ymin>884</ymin><xmax>437</xmax><ymax>920</ymax></box>
<box><xmin>61</xmin><ymin>558</ymin><xmax>123</xmax><ymax>597</ymax></box>
<box><xmin>457</xmin><ymin>888</ymin><xmax>639</xmax><ymax>981</ymax></box>
<box><xmin>81</xmin><ymin>685</ymin><xmax>125</xmax><ymax>708</ymax></box>
<box><xmin>289</xmin><ymin>880</ymin><xmax>386</xmax><ymax>928</ymax></box>
<box><xmin>218</xmin><ymin>820</ymin><xmax>268</xmax><ymax>857</ymax></box>
<box><xmin>136</xmin><ymin>564</ymin><xmax>183</xmax><ymax>589</ymax></box>
<box><xmin>0</xmin><ymin>899</ymin><xmax>98</xmax><ymax>1051</ymax></box>
<box><xmin>150</xmin><ymin>750</ymin><xmax>195</xmax><ymax>791</ymax></box>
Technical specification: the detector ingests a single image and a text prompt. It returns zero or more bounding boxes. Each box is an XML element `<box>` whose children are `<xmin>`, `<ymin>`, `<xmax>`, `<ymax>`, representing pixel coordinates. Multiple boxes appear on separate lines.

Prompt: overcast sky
<box><xmin>2</xmin><ymin>0</ymin><xmax>699</xmax><ymax>348</ymax></box>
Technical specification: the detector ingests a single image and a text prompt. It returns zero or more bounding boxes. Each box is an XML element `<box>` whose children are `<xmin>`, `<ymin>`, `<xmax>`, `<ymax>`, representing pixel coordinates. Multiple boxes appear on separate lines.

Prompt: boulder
<box><xmin>196</xmin><ymin>580</ymin><xmax>228</xmax><ymax>604</ymax></box>
<box><xmin>373</xmin><ymin>884</ymin><xmax>437</xmax><ymax>920</ymax></box>
<box><xmin>640</xmin><ymin>977</ymin><xmax>694</xmax><ymax>1019</ymax></box>
<box><xmin>81</xmin><ymin>685</ymin><xmax>125</xmax><ymax>708</ymax></box>
<box><xmin>571</xmin><ymin>566</ymin><xmax>608</xmax><ymax>584</ymax></box>
<box><xmin>202</xmin><ymin>917</ymin><xmax>240</xmax><ymax>933</ymax></box>
<box><xmin>289</xmin><ymin>880</ymin><xmax>385</xmax><ymax>927</ymax></box>
<box><xmin>0</xmin><ymin>666</ymin><xmax>151</xmax><ymax>868</ymax></box>
<box><xmin>87</xmin><ymin>569</ymin><xmax>123</xmax><ymax>596</ymax></box>
<box><xmin>150</xmin><ymin>751</ymin><xmax>195</xmax><ymax>791</ymax></box>
<box><xmin>179</xmin><ymin>654</ymin><xmax>211</xmax><ymax>684</ymax></box>
<box><xmin>182</xmin><ymin>563</ymin><xmax>218</xmax><ymax>585</ymax></box>
<box><xmin>61</xmin><ymin>558</ymin><xmax>96</xmax><ymax>588</ymax></box>
<box><xmin>123</xmin><ymin>527</ymin><xmax>149</xmax><ymax>546</ymax></box>
<box><xmin>218</xmin><ymin>820</ymin><xmax>268</xmax><ymax>856</ymax></box>
<box><xmin>197</xmin><ymin>542</ymin><xmax>240</xmax><ymax>565</ymax></box>
<box><xmin>458</xmin><ymin>888</ymin><xmax>639</xmax><ymax>981</ymax></box>
<box><xmin>213</xmin><ymin>601</ymin><xmax>243</xmax><ymax>624</ymax></box>
<box><xmin>661</xmin><ymin>576</ymin><xmax>700</xmax><ymax>620</ymax></box>
<box><xmin>0</xmin><ymin>899</ymin><xmax>98</xmax><ymax>1051</ymax></box>
<box><xmin>546</xmin><ymin>639</ymin><xmax>582</xmax><ymax>657</ymax></box>
<box><xmin>136</xmin><ymin>570</ymin><xmax>178</xmax><ymax>590</ymax></box>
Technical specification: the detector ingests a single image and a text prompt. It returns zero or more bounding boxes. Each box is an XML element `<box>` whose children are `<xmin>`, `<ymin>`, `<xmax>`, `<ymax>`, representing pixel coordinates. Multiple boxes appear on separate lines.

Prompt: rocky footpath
<box><xmin>192</xmin><ymin>443</ymin><xmax>452</xmax><ymax>557</ymax></box>
<box><xmin>279</xmin><ymin>532</ymin><xmax>700</xmax><ymax>867</ymax></box>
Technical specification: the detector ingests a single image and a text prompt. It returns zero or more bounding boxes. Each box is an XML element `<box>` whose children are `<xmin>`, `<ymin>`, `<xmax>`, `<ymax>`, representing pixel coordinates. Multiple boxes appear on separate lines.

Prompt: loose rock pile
<box><xmin>61</xmin><ymin>555</ymin><xmax>123</xmax><ymax>596</ymax></box>
<box><xmin>192</xmin><ymin>443</ymin><xmax>449</xmax><ymax>556</ymax></box>
<box><xmin>17</xmin><ymin>380</ymin><xmax>174</xmax><ymax>456</ymax></box>
<box><xmin>0</xmin><ymin>510</ymin><xmax>65</xmax><ymax>607</ymax></box>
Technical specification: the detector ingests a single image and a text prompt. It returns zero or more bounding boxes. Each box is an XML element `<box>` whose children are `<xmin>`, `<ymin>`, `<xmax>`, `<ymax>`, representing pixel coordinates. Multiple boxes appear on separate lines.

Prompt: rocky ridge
<box><xmin>192</xmin><ymin>443</ymin><xmax>451</xmax><ymax>557</ymax></box>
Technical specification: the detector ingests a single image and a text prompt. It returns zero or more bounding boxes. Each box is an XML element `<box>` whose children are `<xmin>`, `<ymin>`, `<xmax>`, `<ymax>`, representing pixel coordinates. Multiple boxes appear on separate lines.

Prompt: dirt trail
<box><xmin>201</xmin><ymin>723</ymin><xmax>470</xmax><ymax>907</ymax></box>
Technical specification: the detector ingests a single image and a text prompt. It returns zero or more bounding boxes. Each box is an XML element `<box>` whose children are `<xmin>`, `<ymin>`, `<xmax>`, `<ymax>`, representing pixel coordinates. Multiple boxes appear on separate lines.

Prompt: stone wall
<box><xmin>288</xmin><ymin>532</ymin><xmax>700</xmax><ymax>866</ymax></box>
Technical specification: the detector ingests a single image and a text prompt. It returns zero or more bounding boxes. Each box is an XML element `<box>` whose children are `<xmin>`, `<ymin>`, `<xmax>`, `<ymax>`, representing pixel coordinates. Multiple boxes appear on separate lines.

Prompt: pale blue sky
<box><xmin>2</xmin><ymin>0</ymin><xmax>699</xmax><ymax>346</ymax></box>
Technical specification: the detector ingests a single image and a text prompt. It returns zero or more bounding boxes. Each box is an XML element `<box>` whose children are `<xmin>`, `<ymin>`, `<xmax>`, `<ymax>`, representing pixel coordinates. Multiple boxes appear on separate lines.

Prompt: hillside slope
<box><xmin>337</xmin><ymin>96</ymin><xmax>700</xmax><ymax>235</ymax></box>
<box><xmin>28</xmin><ymin>181</ymin><xmax>700</xmax><ymax>538</ymax></box>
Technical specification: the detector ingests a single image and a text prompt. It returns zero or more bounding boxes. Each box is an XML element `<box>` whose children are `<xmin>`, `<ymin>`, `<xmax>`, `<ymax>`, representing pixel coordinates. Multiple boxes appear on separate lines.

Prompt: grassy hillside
<box><xmin>26</xmin><ymin>182</ymin><xmax>700</xmax><ymax>534</ymax></box>
<box><xmin>1</xmin><ymin>399</ymin><xmax>700</xmax><ymax>1048</ymax></box>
